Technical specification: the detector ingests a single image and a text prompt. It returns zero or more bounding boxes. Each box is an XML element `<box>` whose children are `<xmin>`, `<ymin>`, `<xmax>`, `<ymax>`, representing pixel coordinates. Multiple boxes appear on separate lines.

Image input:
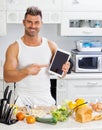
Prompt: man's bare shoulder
<box><xmin>6</xmin><ymin>41</ymin><xmax>19</xmax><ymax>57</ymax></box>
<box><xmin>7</xmin><ymin>41</ymin><xmax>18</xmax><ymax>52</ymax></box>
<box><xmin>48</xmin><ymin>40</ymin><xmax>57</xmax><ymax>48</ymax></box>
<box><xmin>48</xmin><ymin>40</ymin><xmax>57</xmax><ymax>53</ymax></box>
<box><xmin>8</xmin><ymin>41</ymin><xmax>18</xmax><ymax>49</ymax></box>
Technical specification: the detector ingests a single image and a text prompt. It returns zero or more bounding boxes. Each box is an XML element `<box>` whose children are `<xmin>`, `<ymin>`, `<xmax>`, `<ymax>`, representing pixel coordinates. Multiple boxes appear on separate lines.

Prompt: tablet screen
<box><xmin>49</xmin><ymin>49</ymin><xmax>70</xmax><ymax>77</ymax></box>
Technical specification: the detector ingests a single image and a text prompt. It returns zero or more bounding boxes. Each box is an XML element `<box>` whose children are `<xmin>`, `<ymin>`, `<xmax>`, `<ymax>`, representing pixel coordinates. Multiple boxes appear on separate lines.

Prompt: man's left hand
<box><xmin>62</xmin><ymin>61</ymin><xmax>70</xmax><ymax>78</ymax></box>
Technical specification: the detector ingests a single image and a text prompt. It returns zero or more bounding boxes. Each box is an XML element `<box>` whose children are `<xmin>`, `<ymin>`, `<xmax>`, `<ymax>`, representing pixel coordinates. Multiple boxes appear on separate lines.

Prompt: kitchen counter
<box><xmin>0</xmin><ymin>67</ymin><xmax>102</xmax><ymax>80</ymax></box>
<box><xmin>50</xmin><ymin>72</ymin><xmax>102</xmax><ymax>79</ymax></box>
<box><xmin>0</xmin><ymin>71</ymin><xmax>102</xmax><ymax>129</ymax></box>
<box><xmin>0</xmin><ymin>117</ymin><xmax>102</xmax><ymax>130</ymax></box>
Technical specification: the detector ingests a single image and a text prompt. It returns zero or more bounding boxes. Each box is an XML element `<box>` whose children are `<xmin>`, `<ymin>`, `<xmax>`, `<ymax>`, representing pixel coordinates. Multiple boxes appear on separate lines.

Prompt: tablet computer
<box><xmin>49</xmin><ymin>49</ymin><xmax>71</xmax><ymax>77</ymax></box>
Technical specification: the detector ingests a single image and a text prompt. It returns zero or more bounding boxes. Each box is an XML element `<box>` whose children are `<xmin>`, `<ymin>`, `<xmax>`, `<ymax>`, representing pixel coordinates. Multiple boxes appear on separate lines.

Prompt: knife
<box><xmin>3</xmin><ymin>86</ymin><xmax>9</xmax><ymax>100</ymax></box>
<box><xmin>0</xmin><ymin>86</ymin><xmax>9</xmax><ymax>119</ymax></box>
<box><xmin>7</xmin><ymin>90</ymin><xmax>12</xmax><ymax>104</ymax></box>
<box><xmin>4</xmin><ymin>96</ymin><xmax>19</xmax><ymax>123</ymax></box>
<box><xmin>1</xmin><ymin>100</ymin><xmax>7</xmax><ymax>119</ymax></box>
<box><xmin>6</xmin><ymin>106</ymin><xmax>15</xmax><ymax>124</ymax></box>
<box><xmin>1</xmin><ymin>90</ymin><xmax>12</xmax><ymax>120</ymax></box>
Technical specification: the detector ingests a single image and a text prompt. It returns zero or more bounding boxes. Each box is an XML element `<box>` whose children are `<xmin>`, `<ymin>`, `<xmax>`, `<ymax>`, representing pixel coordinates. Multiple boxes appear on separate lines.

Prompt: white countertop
<box><xmin>1</xmin><ymin>71</ymin><xmax>102</xmax><ymax>80</ymax></box>
<box><xmin>0</xmin><ymin>70</ymin><xmax>102</xmax><ymax>129</ymax></box>
<box><xmin>50</xmin><ymin>71</ymin><xmax>102</xmax><ymax>79</ymax></box>
<box><xmin>0</xmin><ymin>117</ymin><xmax>102</xmax><ymax>130</ymax></box>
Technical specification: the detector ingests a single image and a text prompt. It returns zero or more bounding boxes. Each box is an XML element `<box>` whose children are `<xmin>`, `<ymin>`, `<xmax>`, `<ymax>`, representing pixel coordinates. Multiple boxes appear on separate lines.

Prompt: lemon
<box><xmin>75</xmin><ymin>98</ymin><xmax>87</xmax><ymax>108</ymax></box>
<box><xmin>13</xmin><ymin>107</ymin><xmax>18</xmax><ymax>115</ymax></box>
<box><xmin>10</xmin><ymin>104</ymin><xmax>18</xmax><ymax>115</ymax></box>
<box><xmin>68</xmin><ymin>101</ymin><xmax>77</xmax><ymax>110</ymax></box>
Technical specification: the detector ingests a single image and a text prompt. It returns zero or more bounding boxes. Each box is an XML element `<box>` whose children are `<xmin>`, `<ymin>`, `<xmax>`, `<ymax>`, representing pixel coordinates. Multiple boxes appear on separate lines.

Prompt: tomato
<box><xmin>26</xmin><ymin>116</ymin><xmax>36</xmax><ymax>124</ymax></box>
<box><xmin>16</xmin><ymin>112</ymin><xmax>25</xmax><ymax>121</ymax></box>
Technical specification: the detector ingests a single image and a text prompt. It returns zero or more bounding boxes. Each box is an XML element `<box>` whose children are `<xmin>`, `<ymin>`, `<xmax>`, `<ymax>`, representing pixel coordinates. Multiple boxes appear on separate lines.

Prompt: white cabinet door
<box><xmin>62</xmin><ymin>0</ymin><xmax>102</xmax><ymax>12</ymax></box>
<box><xmin>7</xmin><ymin>0</ymin><xmax>61</xmax><ymax>11</ymax></box>
<box><xmin>0</xmin><ymin>0</ymin><xmax>6</xmax><ymax>10</ymax></box>
<box><xmin>67</xmin><ymin>79</ymin><xmax>102</xmax><ymax>102</ymax></box>
<box><xmin>0</xmin><ymin>11</ymin><xmax>6</xmax><ymax>36</ymax></box>
<box><xmin>0</xmin><ymin>0</ymin><xmax>6</xmax><ymax>36</ymax></box>
<box><xmin>7</xmin><ymin>0</ymin><xmax>61</xmax><ymax>23</ymax></box>
<box><xmin>0</xmin><ymin>80</ymin><xmax>4</xmax><ymax>99</ymax></box>
<box><xmin>7</xmin><ymin>10</ymin><xmax>61</xmax><ymax>24</ymax></box>
<box><xmin>57</xmin><ymin>79</ymin><xmax>68</xmax><ymax>105</ymax></box>
<box><xmin>60</xmin><ymin>12</ymin><xmax>102</xmax><ymax>36</ymax></box>
<box><xmin>57</xmin><ymin>79</ymin><xmax>102</xmax><ymax>105</ymax></box>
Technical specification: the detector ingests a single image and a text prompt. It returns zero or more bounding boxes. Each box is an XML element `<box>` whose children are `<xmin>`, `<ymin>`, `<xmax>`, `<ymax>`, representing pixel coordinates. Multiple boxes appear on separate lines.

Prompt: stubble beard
<box><xmin>25</xmin><ymin>26</ymin><xmax>40</xmax><ymax>37</ymax></box>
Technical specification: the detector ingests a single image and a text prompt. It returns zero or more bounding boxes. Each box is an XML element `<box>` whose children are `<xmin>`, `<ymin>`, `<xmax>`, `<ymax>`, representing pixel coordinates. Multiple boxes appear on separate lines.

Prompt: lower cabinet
<box><xmin>57</xmin><ymin>78</ymin><xmax>102</xmax><ymax>105</ymax></box>
<box><xmin>0</xmin><ymin>79</ymin><xmax>4</xmax><ymax>98</ymax></box>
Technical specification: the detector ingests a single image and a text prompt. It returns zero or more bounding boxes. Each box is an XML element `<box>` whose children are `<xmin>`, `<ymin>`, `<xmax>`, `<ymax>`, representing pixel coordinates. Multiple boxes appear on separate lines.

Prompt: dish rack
<box><xmin>76</xmin><ymin>40</ymin><xmax>102</xmax><ymax>51</ymax></box>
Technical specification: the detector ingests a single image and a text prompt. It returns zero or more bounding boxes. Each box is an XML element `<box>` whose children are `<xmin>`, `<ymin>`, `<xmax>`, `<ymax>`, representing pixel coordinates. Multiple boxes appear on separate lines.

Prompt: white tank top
<box><xmin>15</xmin><ymin>37</ymin><xmax>55</xmax><ymax>106</ymax></box>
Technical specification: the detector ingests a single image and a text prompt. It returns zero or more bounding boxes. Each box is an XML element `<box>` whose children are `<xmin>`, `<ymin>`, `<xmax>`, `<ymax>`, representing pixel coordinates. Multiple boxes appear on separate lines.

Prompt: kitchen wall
<box><xmin>0</xmin><ymin>24</ymin><xmax>102</xmax><ymax>66</ymax></box>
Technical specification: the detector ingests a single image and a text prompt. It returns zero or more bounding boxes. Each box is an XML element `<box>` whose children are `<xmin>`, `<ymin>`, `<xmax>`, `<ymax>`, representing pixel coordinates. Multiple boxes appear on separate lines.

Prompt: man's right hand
<box><xmin>26</xmin><ymin>64</ymin><xmax>48</xmax><ymax>75</ymax></box>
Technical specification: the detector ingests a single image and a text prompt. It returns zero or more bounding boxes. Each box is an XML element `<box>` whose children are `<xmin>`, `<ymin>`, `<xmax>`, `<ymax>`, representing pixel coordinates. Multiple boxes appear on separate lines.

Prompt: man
<box><xmin>4</xmin><ymin>6</ymin><xmax>70</xmax><ymax>106</ymax></box>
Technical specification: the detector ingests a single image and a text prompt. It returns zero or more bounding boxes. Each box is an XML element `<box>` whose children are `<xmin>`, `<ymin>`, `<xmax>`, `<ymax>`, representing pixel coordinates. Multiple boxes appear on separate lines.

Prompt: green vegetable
<box><xmin>52</xmin><ymin>106</ymin><xmax>70</xmax><ymax>122</ymax></box>
<box><xmin>36</xmin><ymin>116</ymin><xmax>57</xmax><ymax>125</ymax></box>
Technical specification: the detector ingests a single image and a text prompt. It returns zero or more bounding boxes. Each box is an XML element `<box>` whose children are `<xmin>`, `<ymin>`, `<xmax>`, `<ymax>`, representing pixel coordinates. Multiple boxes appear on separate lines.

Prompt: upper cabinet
<box><xmin>7</xmin><ymin>0</ymin><xmax>61</xmax><ymax>11</ymax></box>
<box><xmin>59</xmin><ymin>0</ymin><xmax>102</xmax><ymax>36</ymax></box>
<box><xmin>0</xmin><ymin>0</ymin><xmax>6</xmax><ymax>36</ymax></box>
<box><xmin>62</xmin><ymin>0</ymin><xmax>102</xmax><ymax>12</ymax></box>
<box><xmin>0</xmin><ymin>0</ymin><xmax>6</xmax><ymax>10</ymax></box>
<box><xmin>0</xmin><ymin>11</ymin><xmax>7</xmax><ymax>36</ymax></box>
<box><xmin>60</xmin><ymin>12</ymin><xmax>102</xmax><ymax>36</ymax></box>
<box><xmin>7</xmin><ymin>0</ymin><xmax>62</xmax><ymax>23</ymax></box>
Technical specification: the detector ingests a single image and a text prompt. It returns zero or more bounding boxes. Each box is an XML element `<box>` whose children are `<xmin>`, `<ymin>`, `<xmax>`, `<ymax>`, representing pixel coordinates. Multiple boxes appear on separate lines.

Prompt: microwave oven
<box><xmin>71</xmin><ymin>49</ymin><xmax>102</xmax><ymax>73</ymax></box>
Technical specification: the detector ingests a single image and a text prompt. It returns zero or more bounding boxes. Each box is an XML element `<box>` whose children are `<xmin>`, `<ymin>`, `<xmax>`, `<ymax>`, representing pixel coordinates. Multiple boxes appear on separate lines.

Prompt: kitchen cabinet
<box><xmin>56</xmin><ymin>73</ymin><xmax>102</xmax><ymax>105</ymax></box>
<box><xmin>7</xmin><ymin>0</ymin><xmax>61</xmax><ymax>23</ymax></box>
<box><xmin>60</xmin><ymin>12</ymin><xmax>102</xmax><ymax>36</ymax></box>
<box><xmin>0</xmin><ymin>0</ymin><xmax>6</xmax><ymax>36</ymax></box>
<box><xmin>62</xmin><ymin>0</ymin><xmax>102</xmax><ymax>12</ymax></box>
<box><xmin>0</xmin><ymin>0</ymin><xmax>6</xmax><ymax>10</ymax></box>
<box><xmin>60</xmin><ymin>0</ymin><xmax>102</xmax><ymax>36</ymax></box>
<box><xmin>0</xmin><ymin>11</ymin><xmax>7</xmax><ymax>36</ymax></box>
<box><xmin>0</xmin><ymin>80</ymin><xmax>4</xmax><ymax>98</ymax></box>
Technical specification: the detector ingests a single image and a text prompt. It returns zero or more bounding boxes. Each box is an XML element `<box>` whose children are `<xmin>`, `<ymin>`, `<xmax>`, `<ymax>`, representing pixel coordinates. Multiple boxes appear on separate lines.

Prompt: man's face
<box><xmin>23</xmin><ymin>14</ymin><xmax>42</xmax><ymax>37</ymax></box>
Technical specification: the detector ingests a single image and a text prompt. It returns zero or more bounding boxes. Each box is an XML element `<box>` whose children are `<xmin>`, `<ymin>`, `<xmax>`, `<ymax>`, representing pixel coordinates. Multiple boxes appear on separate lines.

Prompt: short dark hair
<box><xmin>24</xmin><ymin>6</ymin><xmax>42</xmax><ymax>19</ymax></box>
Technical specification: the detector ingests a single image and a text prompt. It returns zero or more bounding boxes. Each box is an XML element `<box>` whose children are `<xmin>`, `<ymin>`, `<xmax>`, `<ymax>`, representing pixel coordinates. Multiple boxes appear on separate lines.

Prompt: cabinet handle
<box><xmin>75</xmin><ymin>82</ymin><xmax>99</xmax><ymax>87</ymax></box>
<box><xmin>87</xmin><ymin>82</ymin><xmax>98</xmax><ymax>86</ymax></box>
<box><xmin>72</xmin><ymin>0</ymin><xmax>79</xmax><ymax>4</ymax></box>
<box><xmin>60</xmin><ymin>83</ymin><xmax>63</xmax><ymax>86</ymax></box>
<box><xmin>8</xmin><ymin>0</ymin><xmax>15</xmax><ymax>3</ymax></box>
<box><xmin>82</xmin><ymin>30</ymin><xmax>92</xmax><ymax>34</ymax></box>
<box><xmin>58</xmin><ymin>83</ymin><xmax>64</xmax><ymax>89</ymax></box>
<box><xmin>8</xmin><ymin>0</ymin><xmax>12</xmax><ymax>3</ymax></box>
<box><xmin>52</xmin><ymin>0</ymin><xmax>55</xmax><ymax>4</ymax></box>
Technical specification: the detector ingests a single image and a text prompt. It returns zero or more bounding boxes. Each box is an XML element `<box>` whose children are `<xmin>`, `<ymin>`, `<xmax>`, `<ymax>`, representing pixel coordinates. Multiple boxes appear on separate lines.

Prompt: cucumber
<box><xmin>36</xmin><ymin>116</ymin><xmax>57</xmax><ymax>125</ymax></box>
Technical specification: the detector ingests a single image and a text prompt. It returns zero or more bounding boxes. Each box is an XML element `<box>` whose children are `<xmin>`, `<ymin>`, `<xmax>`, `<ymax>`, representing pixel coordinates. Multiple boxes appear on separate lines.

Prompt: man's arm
<box><xmin>48</xmin><ymin>40</ymin><xmax>57</xmax><ymax>63</ymax></box>
<box><xmin>4</xmin><ymin>42</ymin><xmax>29</xmax><ymax>82</ymax></box>
<box><xmin>4</xmin><ymin>42</ymin><xmax>46</xmax><ymax>82</ymax></box>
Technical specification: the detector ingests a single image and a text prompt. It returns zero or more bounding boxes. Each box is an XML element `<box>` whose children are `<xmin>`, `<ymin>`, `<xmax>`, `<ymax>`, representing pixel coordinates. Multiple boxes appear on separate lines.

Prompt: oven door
<box><xmin>76</xmin><ymin>55</ymin><xmax>101</xmax><ymax>72</ymax></box>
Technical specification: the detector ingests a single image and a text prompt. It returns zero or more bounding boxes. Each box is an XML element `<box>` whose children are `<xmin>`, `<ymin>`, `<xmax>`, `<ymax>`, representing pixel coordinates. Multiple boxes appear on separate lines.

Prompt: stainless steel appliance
<box><xmin>71</xmin><ymin>49</ymin><xmax>102</xmax><ymax>73</ymax></box>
